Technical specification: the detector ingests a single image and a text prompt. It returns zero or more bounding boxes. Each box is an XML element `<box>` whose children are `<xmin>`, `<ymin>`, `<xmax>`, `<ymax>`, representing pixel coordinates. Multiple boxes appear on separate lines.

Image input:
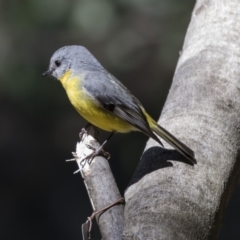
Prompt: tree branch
<box><xmin>123</xmin><ymin>1</ymin><xmax>240</xmax><ymax>239</ymax></box>
<box><xmin>74</xmin><ymin>125</ymin><xmax>124</xmax><ymax>240</ymax></box>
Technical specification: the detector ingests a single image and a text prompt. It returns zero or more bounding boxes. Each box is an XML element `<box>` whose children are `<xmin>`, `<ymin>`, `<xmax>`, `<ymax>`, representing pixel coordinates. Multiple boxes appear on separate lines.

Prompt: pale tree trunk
<box><xmin>123</xmin><ymin>1</ymin><xmax>240</xmax><ymax>239</ymax></box>
<box><xmin>76</xmin><ymin>1</ymin><xmax>240</xmax><ymax>239</ymax></box>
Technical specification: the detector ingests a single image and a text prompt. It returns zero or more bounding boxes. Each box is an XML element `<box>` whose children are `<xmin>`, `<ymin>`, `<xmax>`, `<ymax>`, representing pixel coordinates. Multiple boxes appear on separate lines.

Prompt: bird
<box><xmin>42</xmin><ymin>45</ymin><xmax>196</xmax><ymax>164</ymax></box>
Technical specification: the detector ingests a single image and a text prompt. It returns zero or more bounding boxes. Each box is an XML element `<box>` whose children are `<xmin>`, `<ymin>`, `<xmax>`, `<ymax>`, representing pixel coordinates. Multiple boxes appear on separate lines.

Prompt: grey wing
<box><xmin>84</xmin><ymin>71</ymin><xmax>162</xmax><ymax>145</ymax></box>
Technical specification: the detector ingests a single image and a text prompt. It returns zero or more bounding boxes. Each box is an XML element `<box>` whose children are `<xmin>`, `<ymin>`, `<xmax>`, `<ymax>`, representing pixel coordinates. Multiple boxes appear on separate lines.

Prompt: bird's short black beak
<box><xmin>42</xmin><ymin>69</ymin><xmax>52</xmax><ymax>77</ymax></box>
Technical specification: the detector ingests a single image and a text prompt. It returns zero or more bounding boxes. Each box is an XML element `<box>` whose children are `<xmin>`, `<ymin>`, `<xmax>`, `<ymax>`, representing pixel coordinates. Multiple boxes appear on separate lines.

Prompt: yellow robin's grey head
<box><xmin>42</xmin><ymin>45</ymin><xmax>104</xmax><ymax>80</ymax></box>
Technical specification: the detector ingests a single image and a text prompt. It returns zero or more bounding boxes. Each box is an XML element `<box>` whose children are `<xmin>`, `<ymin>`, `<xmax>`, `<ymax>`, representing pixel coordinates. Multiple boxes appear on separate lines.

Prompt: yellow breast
<box><xmin>59</xmin><ymin>70</ymin><xmax>135</xmax><ymax>133</ymax></box>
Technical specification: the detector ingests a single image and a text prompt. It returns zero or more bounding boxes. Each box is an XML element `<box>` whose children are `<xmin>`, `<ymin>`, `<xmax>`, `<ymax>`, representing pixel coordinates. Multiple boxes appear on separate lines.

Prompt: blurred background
<box><xmin>0</xmin><ymin>0</ymin><xmax>239</xmax><ymax>239</ymax></box>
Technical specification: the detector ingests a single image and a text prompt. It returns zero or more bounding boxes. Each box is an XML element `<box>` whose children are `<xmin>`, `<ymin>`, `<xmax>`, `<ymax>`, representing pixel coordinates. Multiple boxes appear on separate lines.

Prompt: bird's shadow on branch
<box><xmin>128</xmin><ymin>147</ymin><xmax>194</xmax><ymax>187</ymax></box>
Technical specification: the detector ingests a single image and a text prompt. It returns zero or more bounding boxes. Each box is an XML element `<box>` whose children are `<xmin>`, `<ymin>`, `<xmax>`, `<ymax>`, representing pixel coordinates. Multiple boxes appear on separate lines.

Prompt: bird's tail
<box><xmin>150</xmin><ymin>121</ymin><xmax>196</xmax><ymax>164</ymax></box>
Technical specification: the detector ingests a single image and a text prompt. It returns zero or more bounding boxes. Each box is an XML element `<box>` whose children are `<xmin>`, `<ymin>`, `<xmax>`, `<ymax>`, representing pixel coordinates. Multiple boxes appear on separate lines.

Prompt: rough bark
<box><xmin>123</xmin><ymin>1</ymin><xmax>240</xmax><ymax>239</ymax></box>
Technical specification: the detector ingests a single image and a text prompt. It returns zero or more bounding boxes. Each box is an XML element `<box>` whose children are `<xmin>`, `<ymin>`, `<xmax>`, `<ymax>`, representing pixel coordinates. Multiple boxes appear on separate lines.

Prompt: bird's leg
<box><xmin>81</xmin><ymin>131</ymin><xmax>115</xmax><ymax>165</ymax></box>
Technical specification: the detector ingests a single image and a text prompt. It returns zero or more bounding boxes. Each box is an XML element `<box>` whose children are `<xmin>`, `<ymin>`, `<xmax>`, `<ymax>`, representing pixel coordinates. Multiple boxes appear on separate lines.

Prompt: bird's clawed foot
<box><xmin>86</xmin><ymin>144</ymin><xmax>110</xmax><ymax>159</ymax></box>
<box><xmin>80</xmin><ymin>140</ymin><xmax>110</xmax><ymax>167</ymax></box>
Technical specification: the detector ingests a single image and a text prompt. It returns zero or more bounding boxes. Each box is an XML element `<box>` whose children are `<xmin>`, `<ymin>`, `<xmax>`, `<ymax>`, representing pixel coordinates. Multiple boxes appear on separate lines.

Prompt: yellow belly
<box><xmin>60</xmin><ymin>73</ymin><xmax>135</xmax><ymax>133</ymax></box>
<box><xmin>76</xmin><ymin>102</ymin><xmax>134</xmax><ymax>133</ymax></box>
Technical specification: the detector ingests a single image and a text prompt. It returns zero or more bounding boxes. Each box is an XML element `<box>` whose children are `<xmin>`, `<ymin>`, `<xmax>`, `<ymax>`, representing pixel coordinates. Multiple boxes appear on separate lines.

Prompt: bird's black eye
<box><xmin>55</xmin><ymin>60</ymin><xmax>61</xmax><ymax>67</ymax></box>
